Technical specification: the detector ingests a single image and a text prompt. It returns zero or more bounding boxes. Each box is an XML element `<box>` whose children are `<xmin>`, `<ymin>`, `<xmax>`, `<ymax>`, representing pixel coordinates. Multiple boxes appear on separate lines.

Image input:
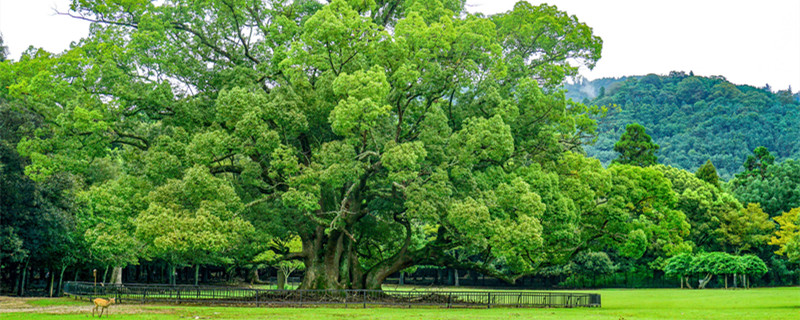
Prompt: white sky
<box><xmin>1</xmin><ymin>0</ymin><xmax>799</xmax><ymax>90</ymax></box>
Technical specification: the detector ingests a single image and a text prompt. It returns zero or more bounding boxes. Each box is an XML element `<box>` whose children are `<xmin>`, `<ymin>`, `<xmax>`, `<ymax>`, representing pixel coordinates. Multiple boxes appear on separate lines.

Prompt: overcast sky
<box><xmin>1</xmin><ymin>0</ymin><xmax>799</xmax><ymax>90</ymax></box>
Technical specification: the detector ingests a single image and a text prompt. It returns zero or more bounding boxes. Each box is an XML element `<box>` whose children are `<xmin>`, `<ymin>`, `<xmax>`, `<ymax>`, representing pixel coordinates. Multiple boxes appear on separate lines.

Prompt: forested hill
<box><xmin>573</xmin><ymin>72</ymin><xmax>800</xmax><ymax>179</ymax></box>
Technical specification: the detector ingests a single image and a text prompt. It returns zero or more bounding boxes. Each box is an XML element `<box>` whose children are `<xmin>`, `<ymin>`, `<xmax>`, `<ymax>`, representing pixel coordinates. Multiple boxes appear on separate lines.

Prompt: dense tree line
<box><xmin>579</xmin><ymin>73</ymin><xmax>800</xmax><ymax>179</ymax></box>
<box><xmin>1</xmin><ymin>1</ymin><xmax>798</xmax><ymax>295</ymax></box>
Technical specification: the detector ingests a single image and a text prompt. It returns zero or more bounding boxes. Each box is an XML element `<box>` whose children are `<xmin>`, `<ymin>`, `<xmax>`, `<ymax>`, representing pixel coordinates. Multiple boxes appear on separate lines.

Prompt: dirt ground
<box><xmin>0</xmin><ymin>296</ymin><xmax>170</xmax><ymax>315</ymax></box>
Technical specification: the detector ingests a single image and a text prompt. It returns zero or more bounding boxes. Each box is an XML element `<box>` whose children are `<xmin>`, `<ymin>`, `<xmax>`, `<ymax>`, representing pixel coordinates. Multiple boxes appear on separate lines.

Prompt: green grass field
<box><xmin>2</xmin><ymin>287</ymin><xmax>798</xmax><ymax>319</ymax></box>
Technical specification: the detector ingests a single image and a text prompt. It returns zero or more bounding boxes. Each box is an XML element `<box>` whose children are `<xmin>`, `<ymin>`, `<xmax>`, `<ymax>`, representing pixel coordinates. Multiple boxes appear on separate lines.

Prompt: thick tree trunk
<box><xmin>454</xmin><ymin>269</ymin><xmax>459</xmax><ymax>287</ymax></box>
<box><xmin>297</xmin><ymin>225</ymin><xmax>419</xmax><ymax>290</ymax></box>
<box><xmin>399</xmin><ymin>271</ymin><xmax>404</xmax><ymax>285</ymax></box>
<box><xmin>111</xmin><ymin>266</ymin><xmax>123</xmax><ymax>285</ymax></box>
<box><xmin>194</xmin><ymin>265</ymin><xmax>200</xmax><ymax>286</ymax></box>
<box><xmin>251</xmin><ymin>268</ymin><xmax>260</xmax><ymax>285</ymax></box>
<box><xmin>698</xmin><ymin>273</ymin><xmax>712</xmax><ymax>289</ymax></box>
<box><xmin>277</xmin><ymin>270</ymin><xmax>286</xmax><ymax>290</ymax></box>
<box><xmin>724</xmin><ymin>275</ymin><xmax>728</xmax><ymax>289</ymax></box>
<box><xmin>734</xmin><ymin>273</ymin><xmax>737</xmax><ymax>288</ymax></box>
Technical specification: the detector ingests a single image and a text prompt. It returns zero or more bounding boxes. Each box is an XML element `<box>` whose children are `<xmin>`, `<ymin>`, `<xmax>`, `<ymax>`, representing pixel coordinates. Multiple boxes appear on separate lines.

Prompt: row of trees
<box><xmin>1</xmin><ymin>0</ymin><xmax>798</xmax><ymax>294</ymax></box>
<box><xmin>609</xmin><ymin>123</ymin><xmax>800</xmax><ymax>288</ymax></box>
<box><xmin>664</xmin><ymin>252</ymin><xmax>767</xmax><ymax>289</ymax></box>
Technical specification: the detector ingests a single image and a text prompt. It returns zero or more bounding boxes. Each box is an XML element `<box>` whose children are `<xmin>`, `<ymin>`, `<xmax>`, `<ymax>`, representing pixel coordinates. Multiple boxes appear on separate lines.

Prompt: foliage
<box><xmin>738</xmin><ymin>146</ymin><xmax>775</xmax><ymax>179</ymax></box>
<box><xmin>695</xmin><ymin>160</ymin><xmax>720</xmax><ymax>188</ymax></box>
<box><xmin>770</xmin><ymin>208</ymin><xmax>800</xmax><ymax>261</ymax></box>
<box><xmin>134</xmin><ymin>165</ymin><xmax>253</xmax><ymax>268</ymax></box>
<box><xmin>1</xmin><ymin>0</ymin><xmax>613</xmax><ymax>290</ymax></box>
<box><xmin>737</xmin><ymin>255</ymin><xmax>768</xmax><ymax>277</ymax></box>
<box><xmin>654</xmin><ymin>164</ymin><xmax>740</xmax><ymax>251</ymax></box>
<box><xmin>580</xmin><ymin>74</ymin><xmax>800</xmax><ymax>179</ymax></box>
<box><xmin>1</xmin><ymin>0</ymin><xmax>791</xmax><ymax>291</ymax></box>
<box><xmin>663</xmin><ymin>253</ymin><xmax>693</xmax><ymax>279</ymax></box>
<box><xmin>77</xmin><ymin>174</ymin><xmax>149</xmax><ymax>270</ymax></box>
<box><xmin>611</xmin><ymin>123</ymin><xmax>659</xmax><ymax>166</ymax></box>
<box><xmin>728</xmin><ymin>157</ymin><xmax>800</xmax><ymax>217</ymax></box>
<box><xmin>715</xmin><ymin>203</ymin><xmax>774</xmax><ymax>254</ymax></box>
<box><xmin>0</xmin><ymin>103</ymin><xmax>79</xmax><ymax>290</ymax></box>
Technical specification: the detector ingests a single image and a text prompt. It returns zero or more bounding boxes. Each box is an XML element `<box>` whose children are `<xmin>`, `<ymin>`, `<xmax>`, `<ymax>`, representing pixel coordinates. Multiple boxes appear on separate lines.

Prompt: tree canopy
<box><xmin>611</xmin><ymin>123</ymin><xmax>659</xmax><ymax>167</ymax></box>
<box><xmin>1</xmin><ymin>0</ymin><xmax>794</xmax><ymax>292</ymax></box>
<box><xmin>578</xmin><ymin>74</ymin><xmax>800</xmax><ymax>179</ymax></box>
<box><xmin>2</xmin><ymin>0</ymin><xmax>616</xmax><ymax>290</ymax></box>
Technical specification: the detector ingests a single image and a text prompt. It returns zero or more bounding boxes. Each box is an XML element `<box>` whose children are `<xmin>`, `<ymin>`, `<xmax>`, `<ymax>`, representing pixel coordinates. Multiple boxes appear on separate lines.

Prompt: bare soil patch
<box><xmin>0</xmin><ymin>296</ymin><xmax>173</xmax><ymax>315</ymax></box>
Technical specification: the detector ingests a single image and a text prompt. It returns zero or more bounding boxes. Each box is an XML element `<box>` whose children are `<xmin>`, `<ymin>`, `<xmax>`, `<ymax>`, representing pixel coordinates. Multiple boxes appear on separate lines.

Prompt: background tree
<box><xmin>77</xmin><ymin>174</ymin><xmax>149</xmax><ymax>284</ymax></box>
<box><xmin>695</xmin><ymin>160</ymin><xmax>720</xmax><ymax>188</ymax></box>
<box><xmin>655</xmin><ymin>164</ymin><xmax>740</xmax><ymax>251</ymax></box>
<box><xmin>738</xmin><ymin>146</ymin><xmax>775</xmax><ymax>179</ymax></box>
<box><xmin>770</xmin><ymin>208</ymin><xmax>800</xmax><ymax>261</ymax></box>
<box><xmin>611</xmin><ymin>123</ymin><xmax>659</xmax><ymax>167</ymax></box>
<box><xmin>716</xmin><ymin>203</ymin><xmax>774</xmax><ymax>254</ymax></box>
<box><xmin>566</xmin><ymin>251</ymin><xmax>616</xmax><ymax>287</ymax></box>
<box><xmin>0</xmin><ymin>103</ymin><xmax>78</xmax><ymax>295</ymax></box>
<box><xmin>689</xmin><ymin>252</ymin><xmax>730</xmax><ymax>289</ymax></box>
<box><xmin>729</xmin><ymin>159</ymin><xmax>800</xmax><ymax>217</ymax></box>
<box><xmin>134</xmin><ymin>166</ymin><xmax>253</xmax><ymax>285</ymax></box>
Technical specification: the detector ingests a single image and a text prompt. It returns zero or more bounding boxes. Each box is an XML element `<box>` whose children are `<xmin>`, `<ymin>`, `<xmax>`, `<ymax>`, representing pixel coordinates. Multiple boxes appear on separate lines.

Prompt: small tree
<box><xmin>715</xmin><ymin>253</ymin><xmax>739</xmax><ymax>289</ymax></box>
<box><xmin>717</xmin><ymin>203</ymin><xmax>774</xmax><ymax>254</ymax></box>
<box><xmin>612</xmin><ymin>123</ymin><xmax>660</xmax><ymax>167</ymax></box>
<box><xmin>695</xmin><ymin>160</ymin><xmax>720</xmax><ymax>188</ymax></box>
<box><xmin>770</xmin><ymin>208</ymin><xmax>800</xmax><ymax>261</ymax></box>
<box><xmin>664</xmin><ymin>253</ymin><xmax>695</xmax><ymax>289</ymax></box>
<box><xmin>737</xmin><ymin>255</ymin><xmax>768</xmax><ymax>289</ymax></box>
<box><xmin>568</xmin><ymin>251</ymin><xmax>616</xmax><ymax>287</ymax></box>
<box><xmin>135</xmin><ymin>166</ymin><xmax>254</xmax><ymax>285</ymax></box>
<box><xmin>690</xmin><ymin>252</ymin><xmax>732</xmax><ymax>289</ymax></box>
<box><xmin>737</xmin><ymin>146</ymin><xmax>775</xmax><ymax>179</ymax></box>
<box><xmin>255</xmin><ymin>236</ymin><xmax>305</xmax><ymax>290</ymax></box>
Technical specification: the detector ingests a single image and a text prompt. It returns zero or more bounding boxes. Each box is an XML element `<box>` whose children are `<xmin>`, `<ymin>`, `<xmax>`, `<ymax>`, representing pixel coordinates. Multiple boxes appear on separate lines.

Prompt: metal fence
<box><xmin>63</xmin><ymin>281</ymin><xmax>600</xmax><ymax>308</ymax></box>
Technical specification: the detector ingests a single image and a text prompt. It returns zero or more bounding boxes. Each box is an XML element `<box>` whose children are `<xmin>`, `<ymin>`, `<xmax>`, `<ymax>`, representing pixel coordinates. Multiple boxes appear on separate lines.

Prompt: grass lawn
<box><xmin>1</xmin><ymin>287</ymin><xmax>797</xmax><ymax>319</ymax></box>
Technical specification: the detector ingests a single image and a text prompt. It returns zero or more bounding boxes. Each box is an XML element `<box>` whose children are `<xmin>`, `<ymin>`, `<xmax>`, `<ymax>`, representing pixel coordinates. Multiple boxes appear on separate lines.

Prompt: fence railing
<box><xmin>63</xmin><ymin>281</ymin><xmax>600</xmax><ymax>308</ymax></box>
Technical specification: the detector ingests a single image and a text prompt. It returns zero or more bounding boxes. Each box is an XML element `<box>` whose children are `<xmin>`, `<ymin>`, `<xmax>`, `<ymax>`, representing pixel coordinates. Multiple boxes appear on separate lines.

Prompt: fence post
<box><xmin>142</xmin><ymin>288</ymin><xmax>147</xmax><ymax>304</ymax></box>
<box><xmin>176</xmin><ymin>287</ymin><xmax>180</xmax><ymax>305</ymax></box>
<box><xmin>487</xmin><ymin>292</ymin><xmax>491</xmax><ymax>309</ymax></box>
<box><xmin>255</xmin><ymin>289</ymin><xmax>260</xmax><ymax>306</ymax></box>
<box><xmin>362</xmin><ymin>290</ymin><xmax>366</xmax><ymax>308</ymax></box>
<box><xmin>447</xmin><ymin>292</ymin><xmax>452</xmax><ymax>308</ymax></box>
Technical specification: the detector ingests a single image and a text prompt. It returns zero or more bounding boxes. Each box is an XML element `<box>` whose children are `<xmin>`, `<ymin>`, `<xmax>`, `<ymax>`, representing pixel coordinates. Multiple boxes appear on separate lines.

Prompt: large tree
<box><xmin>4</xmin><ymin>0</ymin><xmax>705</xmax><ymax>290</ymax></box>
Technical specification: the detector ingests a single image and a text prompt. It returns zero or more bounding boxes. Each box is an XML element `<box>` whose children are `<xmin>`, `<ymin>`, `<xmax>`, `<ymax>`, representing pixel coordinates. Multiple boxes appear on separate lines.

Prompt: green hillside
<box><xmin>576</xmin><ymin>72</ymin><xmax>800</xmax><ymax>179</ymax></box>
